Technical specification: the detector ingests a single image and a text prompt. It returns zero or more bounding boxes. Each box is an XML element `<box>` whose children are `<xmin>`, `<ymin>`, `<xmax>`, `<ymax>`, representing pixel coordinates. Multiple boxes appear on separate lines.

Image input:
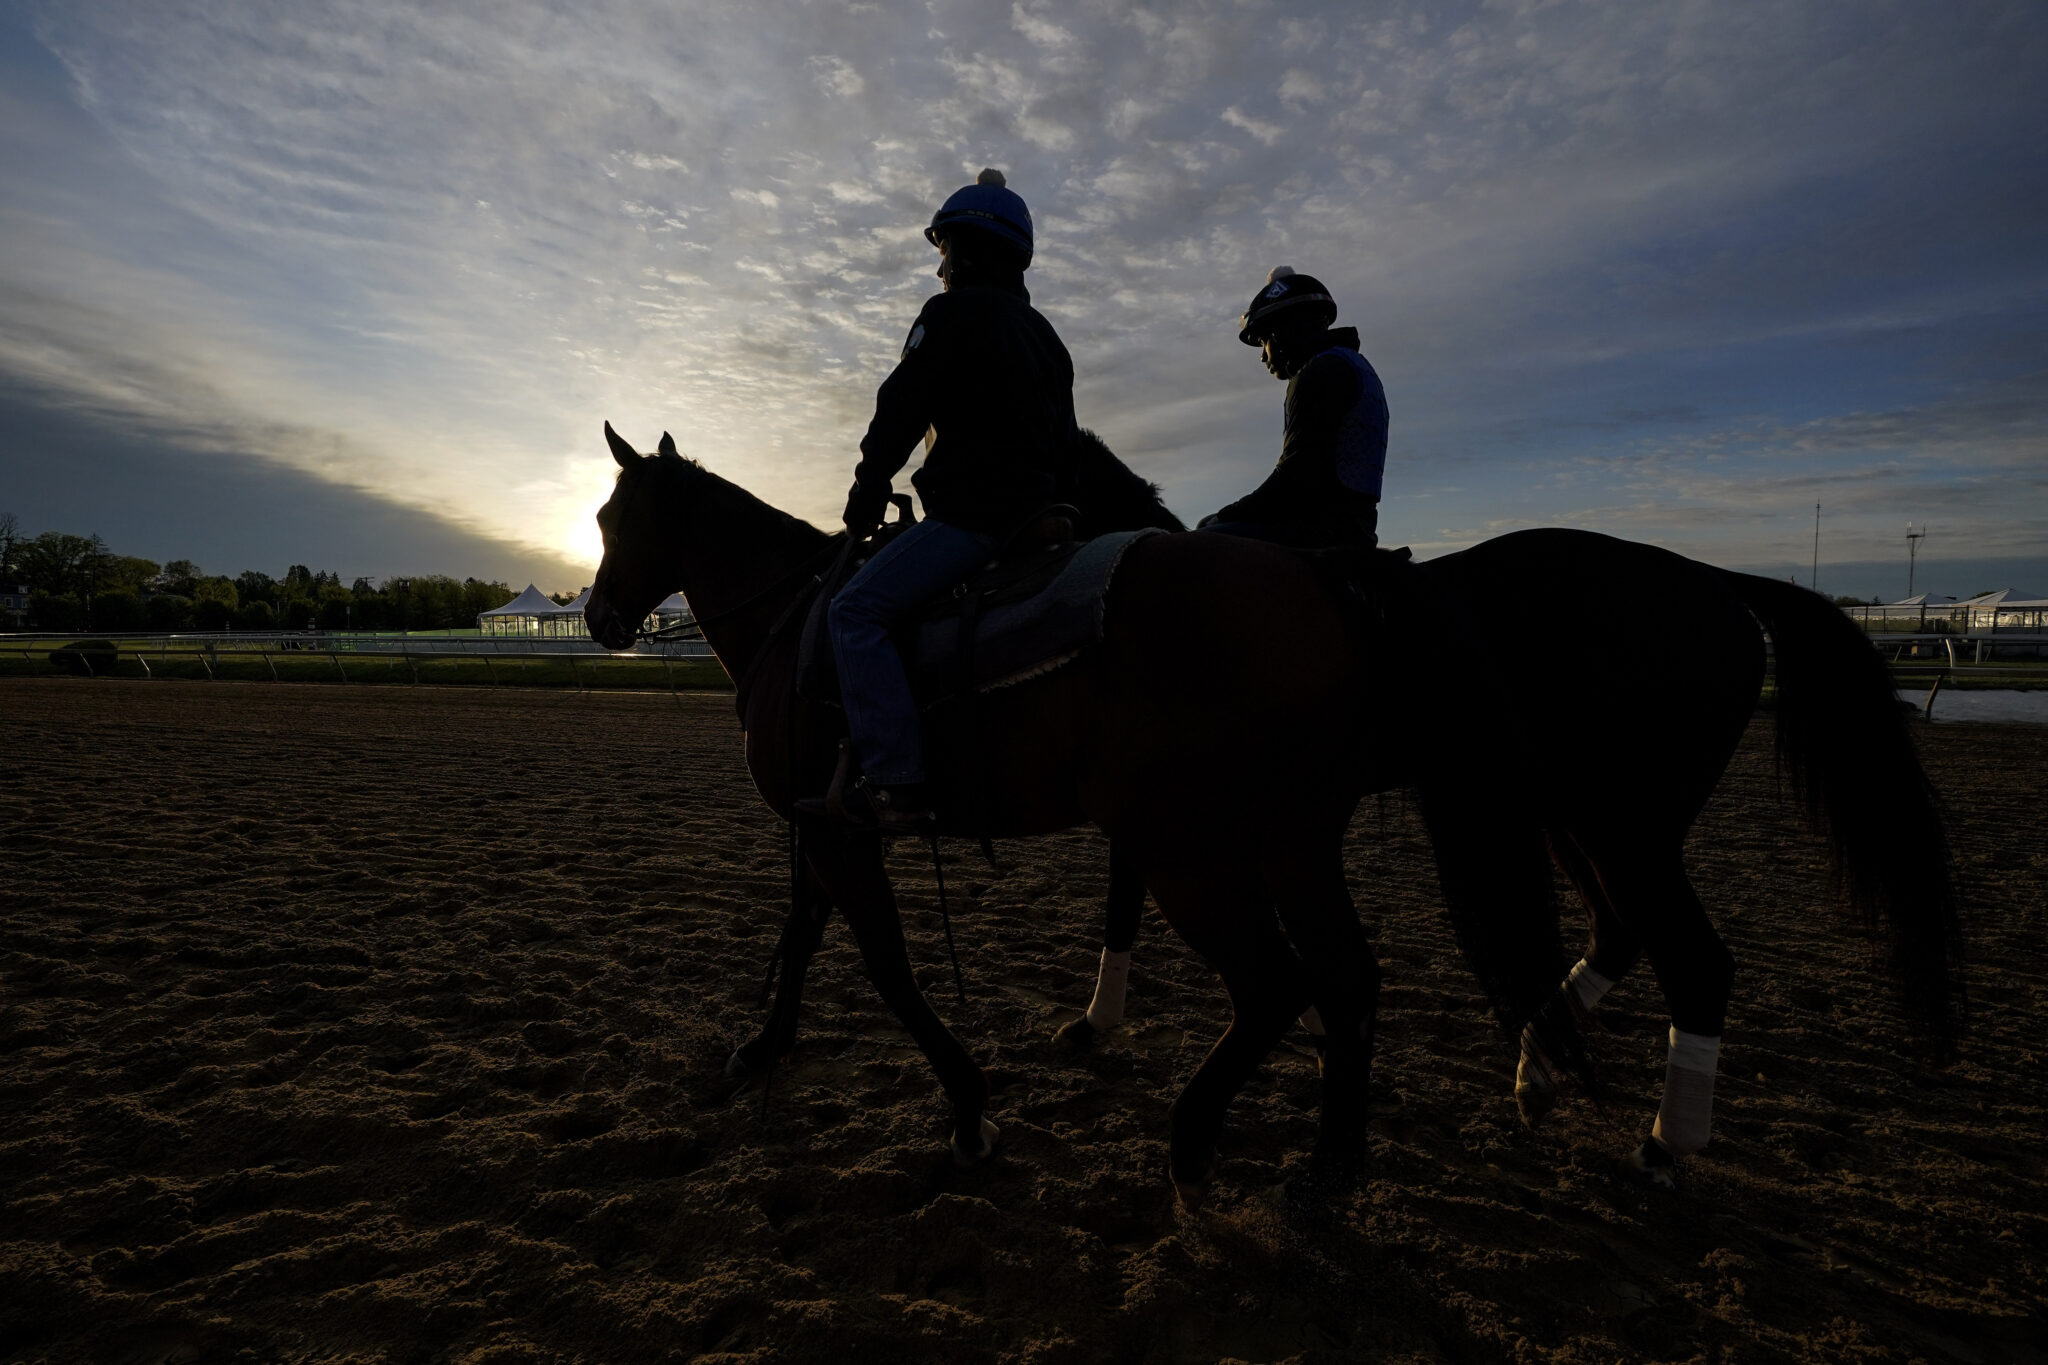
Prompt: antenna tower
<box><xmin>1905</xmin><ymin>522</ymin><xmax>1928</xmax><ymax>598</ymax></box>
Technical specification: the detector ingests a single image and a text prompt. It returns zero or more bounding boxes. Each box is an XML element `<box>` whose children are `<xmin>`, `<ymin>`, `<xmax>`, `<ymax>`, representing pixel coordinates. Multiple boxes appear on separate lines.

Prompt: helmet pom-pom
<box><xmin>976</xmin><ymin>168</ymin><xmax>1007</xmax><ymax>187</ymax></box>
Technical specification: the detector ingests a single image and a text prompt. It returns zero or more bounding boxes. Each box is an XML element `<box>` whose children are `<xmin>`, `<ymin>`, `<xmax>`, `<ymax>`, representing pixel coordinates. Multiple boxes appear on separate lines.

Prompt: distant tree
<box><xmin>103</xmin><ymin>555</ymin><xmax>160</xmax><ymax>596</ymax></box>
<box><xmin>153</xmin><ymin>559</ymin><xmax>201</xmax><ymax>598</ymax></box>
<box><xmin>236</xmin><ymin>599</ymin><xmax>275</xmax><ymax>630</ymax></box>
<box><xmin>235</xmin><ymin>570</ymin><xmax>276</xmax><ymax>606</ymax></box>
<box><xmin>193</xmin><ymin>597</ymin><xmax>234</xmax><ymax>631</ymax></box>
<box><xmin>192</xmin><ymin>576</ymin><xmax>239</xmax><ymax>620</ymax></box>
<box><xmin>17</xmin><ymin>532</ymin><xmax>98</xmax><ymax>597</ymax></box>
<box><xmin>29</xmin><ymin>591</ymin><xmax>84</xmax><ymax>631</ymax></box>
<box><xmin>146</xmin><ymin>594</ymin><xmax>191</xmax><ymax>631</ymax></box>
<box><xmin>0</xmin><ymin>511</ymin><xmax>19</xmax><ymax>581</ymax></box>
<box><xmin>281</xmin><ymin>598</ymin><xmax>316</xmax><ymax>630</ymax></box>
<box><xmin>92</xmin><ymin>590</ymin><xmax>145</xmax><ymax>632</ymax></box>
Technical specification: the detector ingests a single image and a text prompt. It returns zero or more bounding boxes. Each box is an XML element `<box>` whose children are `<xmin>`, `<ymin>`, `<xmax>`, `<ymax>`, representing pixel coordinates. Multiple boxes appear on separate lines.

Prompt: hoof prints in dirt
<box><xmin>2</xmin><ymin>679</ymin><xmax>2045</xmax><ymax>1363</ymax></box>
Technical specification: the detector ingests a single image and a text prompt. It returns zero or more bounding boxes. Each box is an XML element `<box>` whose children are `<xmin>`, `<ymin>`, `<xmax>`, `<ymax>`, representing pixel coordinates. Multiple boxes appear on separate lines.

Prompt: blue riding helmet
<box><xmin>925</xmin><ymin>168</ymin><xmax>1034</xmax><ymax>266</ymax></box>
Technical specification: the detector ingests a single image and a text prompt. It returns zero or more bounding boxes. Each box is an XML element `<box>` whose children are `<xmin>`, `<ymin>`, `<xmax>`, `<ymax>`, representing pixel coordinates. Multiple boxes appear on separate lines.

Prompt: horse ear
<box><xmin>658</xmin><ymin>432</ymin><xmax>678</xmax><ymax>457</ymax></box>
<box><xmin>604</xmin><ymin>421</ymin><xmax>639</xmax><ymax>468</ymax></box>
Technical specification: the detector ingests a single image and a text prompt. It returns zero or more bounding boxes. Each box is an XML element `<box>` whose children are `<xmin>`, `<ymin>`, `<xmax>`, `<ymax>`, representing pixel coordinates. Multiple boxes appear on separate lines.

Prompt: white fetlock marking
<box><xmin>1567</xmin><ymin>958</ymin><xmax>1615</xmax><ymax>1013</ymax></box>
<box><xmin>1652</xmin><ymin>1027</ymin><xmax>1721</xmax><ymax>1155</ymax></box>
<box><xmin>1085</xmin><ymin>949</ymin><xmax>1131</xmax><ymax>1032</ymax></box>
<box><xmin>951</xmin><ymin>1115</ymin><xmax>999</xmax><ymax>1168</ymax></box>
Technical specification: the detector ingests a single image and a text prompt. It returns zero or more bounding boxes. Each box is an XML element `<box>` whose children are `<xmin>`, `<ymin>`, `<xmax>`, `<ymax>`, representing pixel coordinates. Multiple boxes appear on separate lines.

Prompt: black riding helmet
<box><xmin>1238</xmin><ymin>265</ymin><xmax>1337</xmax><ymax>344</ymax></box>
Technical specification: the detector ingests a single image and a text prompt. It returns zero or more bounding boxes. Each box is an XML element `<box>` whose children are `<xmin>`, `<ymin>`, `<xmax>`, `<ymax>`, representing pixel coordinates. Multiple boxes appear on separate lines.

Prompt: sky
<box><xmin>1</xmin><ymin>0</ymin><xmax>2043</xmax><ymax>599</ymax></box>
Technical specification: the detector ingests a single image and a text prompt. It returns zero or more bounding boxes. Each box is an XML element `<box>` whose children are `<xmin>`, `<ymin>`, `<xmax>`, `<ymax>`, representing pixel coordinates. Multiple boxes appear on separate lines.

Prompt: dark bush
<box><xmin>48</xmin><ymin>639</ymin><xmax>118</xmax><ymax>676</ymax></box>
<box><xmin>146</xmin><ymin>594</ymin><xmax>191</xmax><ymax>631</ymax></box>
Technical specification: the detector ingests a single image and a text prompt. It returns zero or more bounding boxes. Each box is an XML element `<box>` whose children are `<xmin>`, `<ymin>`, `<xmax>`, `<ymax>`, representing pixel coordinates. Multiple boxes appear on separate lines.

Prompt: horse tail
<box><xmin>1722</xmin><ymin>571</ymin><xmax>1964</xmax><ymax>1060</ymax></box>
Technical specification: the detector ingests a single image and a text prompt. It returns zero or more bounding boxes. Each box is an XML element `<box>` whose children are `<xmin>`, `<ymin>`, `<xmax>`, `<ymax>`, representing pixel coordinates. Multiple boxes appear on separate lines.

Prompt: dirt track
<box><xmin>2</xmin><ymin>679</ymin><xmax>2043</xmax><ymax>1364</ymax></box>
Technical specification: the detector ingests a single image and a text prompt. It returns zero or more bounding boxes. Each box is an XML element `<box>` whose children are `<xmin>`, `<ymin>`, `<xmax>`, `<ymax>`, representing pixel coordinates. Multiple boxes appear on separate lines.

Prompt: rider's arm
<box><xmin>1212</xmin><ymin>352</ymin><xmax>1363</xmax><ymax>524</ymax></box>
<box><xmin>851</xmin><ymin>301</ymin><xmax>945</xmax><ymax>495</ymax></box>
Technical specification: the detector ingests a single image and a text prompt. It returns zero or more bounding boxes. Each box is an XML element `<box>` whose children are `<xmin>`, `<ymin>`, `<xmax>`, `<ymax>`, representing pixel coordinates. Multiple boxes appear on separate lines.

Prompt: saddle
<box><xmin>796</xmin><ymin>514</ymin><xmax>1165</xmax><ymax>712</ymax></box>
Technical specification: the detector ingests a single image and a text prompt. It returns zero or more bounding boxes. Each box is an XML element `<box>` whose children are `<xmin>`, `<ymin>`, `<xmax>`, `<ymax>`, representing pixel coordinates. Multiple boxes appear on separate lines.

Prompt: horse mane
<box><xmin>634</xmin><ymin>446</ymin><xmax>830</xmax><ymax>563</ymax></box>
<box><xmin>1074</xmin><ymin>429</ymin><xmax>1185</xmax><ymax>536</ymax></box>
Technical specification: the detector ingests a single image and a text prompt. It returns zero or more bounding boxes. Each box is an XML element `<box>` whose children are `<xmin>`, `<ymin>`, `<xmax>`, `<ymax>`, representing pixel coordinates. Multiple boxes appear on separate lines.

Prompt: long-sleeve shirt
<box><xmin>853</xmin><ymin>279</ymin><xmax>1080</xmax><ymax>537</ymax></box>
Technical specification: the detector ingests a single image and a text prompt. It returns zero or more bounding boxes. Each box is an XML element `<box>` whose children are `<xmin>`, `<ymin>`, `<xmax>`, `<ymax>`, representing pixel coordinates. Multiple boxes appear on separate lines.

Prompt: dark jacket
<box><xmin>1215</xmin><ymin>327</ymin><xmax>1387</xmax><ymax>543</ymax></box>
<box><xmin>853</xmin><ymin>277</ymin><xmax>1080</xmax><ymax>537</ymax></box>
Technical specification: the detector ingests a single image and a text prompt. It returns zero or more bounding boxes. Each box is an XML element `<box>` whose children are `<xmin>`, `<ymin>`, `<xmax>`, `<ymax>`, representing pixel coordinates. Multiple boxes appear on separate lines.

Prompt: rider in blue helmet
<box><xmin>1203</xmin><ymin>266</ymin><xmax>1388</xmax><ymax>548</ymax></box>
<box><xmin>826</xmin><ymin>169</ymin><xmax>1080</xmax><ymax>831</ymax></box>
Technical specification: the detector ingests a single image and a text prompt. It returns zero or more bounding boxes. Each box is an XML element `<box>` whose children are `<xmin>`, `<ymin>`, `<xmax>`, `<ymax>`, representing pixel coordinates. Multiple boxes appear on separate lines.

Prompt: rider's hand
<box><xmin>843</xmin><ymin>480</ymin><xmax>889</xmax><ymax>534</ymax></box>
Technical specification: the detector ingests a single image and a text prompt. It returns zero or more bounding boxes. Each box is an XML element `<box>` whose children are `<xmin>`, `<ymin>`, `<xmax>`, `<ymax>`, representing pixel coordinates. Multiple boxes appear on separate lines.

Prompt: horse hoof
<box><xmin>951</xmin><ymin>1115</ymin><xmax>999</xmax><ymax>1169</ymax></box>
<box><xmin>1620</xmin><ymin>1137</ymin><xmax>1677</xmax><ymax>1189</ymax></box>
<box><xmin>1515</xmin><ymin>1052</ymin><xmax>1559</xmax><ymax>1130</ymax></box>
<box><xmin>1053</xmin><ymin>1013</ymin><xmax>1098</xmax><ymax>1053</ymax></box>
<box><xmin>724</xmin><ymin>1039</ymin><xmax>778</xmax><ymax>1079</ymax></box>
<box><xmin>1172</xmin><ymin>1177</ymin><xmax>1208</xmax><ymax>1211</ymax></box>
<box><xmin>1515</xmin><ymin>1076</ymin><xmax>1557</xmax><ymax>1130</ymax></box>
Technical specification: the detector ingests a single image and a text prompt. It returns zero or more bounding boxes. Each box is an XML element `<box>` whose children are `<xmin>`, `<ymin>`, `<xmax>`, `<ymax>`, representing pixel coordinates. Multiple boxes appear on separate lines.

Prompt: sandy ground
<box><xmin>2</xmin><ymin>678</ymin><xmax>2043</xmax><ymax>1365</ymax></box>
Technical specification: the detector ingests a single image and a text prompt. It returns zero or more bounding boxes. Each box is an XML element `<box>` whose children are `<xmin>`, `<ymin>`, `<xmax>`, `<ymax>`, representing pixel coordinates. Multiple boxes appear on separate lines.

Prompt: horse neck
<box><xmin>665</xmin><ymin>468</ymin><xmax>831</xmax><ymax>675</ymax></box>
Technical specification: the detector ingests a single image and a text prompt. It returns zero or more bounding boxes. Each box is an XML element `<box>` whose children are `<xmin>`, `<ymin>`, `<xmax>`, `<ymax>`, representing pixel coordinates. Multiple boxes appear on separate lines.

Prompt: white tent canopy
<box><xmin>1956</xmin><ymin>588</ymin><xmax>2045</xmax><ymax>607</ymax></box>
<box><xmin>479</xmin><ymin>584</ymin><xmax>558</xmax><ymax>617</ymax></box>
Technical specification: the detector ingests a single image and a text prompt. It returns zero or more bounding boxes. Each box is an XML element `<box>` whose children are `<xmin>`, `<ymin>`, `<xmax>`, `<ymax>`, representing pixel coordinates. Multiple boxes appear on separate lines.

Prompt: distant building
<box><xmin>0</xmin><ymin>584</ymin><xmax>27</xmax><ymax>628</ymax></box>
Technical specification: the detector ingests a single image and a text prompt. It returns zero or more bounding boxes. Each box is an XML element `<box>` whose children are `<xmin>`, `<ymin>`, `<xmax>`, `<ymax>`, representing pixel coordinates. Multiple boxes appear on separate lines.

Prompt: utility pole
<box><xmin>1906</xmin><ymin>522</ymin><xmax>1927</xmax><ymax>598</ymax></box>
<box><xmin>1811</xmin><ymin>503</ymin><xmax>1820</xmax><ymax>593</ymax></box>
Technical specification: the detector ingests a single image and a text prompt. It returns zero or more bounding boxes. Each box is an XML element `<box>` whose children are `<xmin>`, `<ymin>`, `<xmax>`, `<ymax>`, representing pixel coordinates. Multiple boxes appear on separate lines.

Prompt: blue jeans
<box><xmin>829</xmin><ymin>518</ymin><xmax>997</xmax><ymax>785</ymax></box>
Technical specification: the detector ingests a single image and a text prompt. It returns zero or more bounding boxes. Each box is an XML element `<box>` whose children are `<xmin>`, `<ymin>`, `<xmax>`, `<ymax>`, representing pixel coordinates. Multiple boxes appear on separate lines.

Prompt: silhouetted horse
<box><xmin>589</xmin><ymin>425</ymin><xmax>1376</xmax><ymax>1196</ymax></box>
<box><xmin>588</xmin><ymin>426</ymin><xmax>1962</xmax><ymax>1191</ymax></box>
<box><xmin>1053</xmin><ymin>530</ymin><xmax>1964</xmax><ymax>1182</ymax></box>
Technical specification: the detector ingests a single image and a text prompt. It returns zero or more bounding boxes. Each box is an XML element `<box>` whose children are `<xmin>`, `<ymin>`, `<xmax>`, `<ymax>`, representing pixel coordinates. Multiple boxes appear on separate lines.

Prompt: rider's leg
<box><xmin>828</xmin><ymin>518</ymin><xmax>997</xmax><ymax>801</ymax></box>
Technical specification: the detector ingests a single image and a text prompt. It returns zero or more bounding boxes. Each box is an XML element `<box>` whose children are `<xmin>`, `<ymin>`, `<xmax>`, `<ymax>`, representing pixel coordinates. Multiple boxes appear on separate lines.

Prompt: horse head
<box><xmin>587</xmin><ymin>422</ymin><xmax>694</xmax><ymax>650</ymax></box>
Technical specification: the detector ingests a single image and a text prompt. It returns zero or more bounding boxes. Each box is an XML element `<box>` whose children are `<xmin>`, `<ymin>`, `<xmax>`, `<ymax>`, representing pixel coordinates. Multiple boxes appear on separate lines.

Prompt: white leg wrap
<box><xmin>1085</xmin><ymin>949</ymin><xmax>1132</xmax><ymax>1031</ymax></box>
<box><xmin>1566</xmin><ymin>958</ymin><xmax>1615</xmax><ymax>1013</ymax></box>
<box><xmin>1300</xmin><ymin>1005</ymin><xmax>1326</xmax><ymax>1036</ymax></box>
<box><xmin>1651</xmin><ymin>1027</ymin><xmax>1721</xmax><ymax>1155</ymax></box>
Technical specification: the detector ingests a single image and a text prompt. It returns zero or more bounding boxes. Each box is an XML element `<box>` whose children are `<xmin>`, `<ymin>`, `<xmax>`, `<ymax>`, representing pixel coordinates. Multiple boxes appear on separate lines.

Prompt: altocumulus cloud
<box><xmin>1</xmin><ymin>0</ymin><xmax>2043</xmax><ymax>594</ymax></box>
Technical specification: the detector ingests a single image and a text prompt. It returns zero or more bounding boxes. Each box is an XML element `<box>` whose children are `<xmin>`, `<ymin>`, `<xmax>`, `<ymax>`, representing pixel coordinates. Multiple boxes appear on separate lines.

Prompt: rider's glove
<box><xmin>843</xmin><ymin>480</ymin><xmax>890</xmax><ymax>535</ymax></box>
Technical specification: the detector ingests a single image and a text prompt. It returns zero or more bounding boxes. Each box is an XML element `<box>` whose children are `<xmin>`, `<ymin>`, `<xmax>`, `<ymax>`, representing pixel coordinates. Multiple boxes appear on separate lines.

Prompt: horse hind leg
<box><xmin>808</xmin><ymin>826</ymin><xmax>996</xmax><ymax>1166</ymax></box>
<box><xmin>1577</xmin><ymin>842</ymin><xmax>1733</xmax><ymax>1187</ymax></box>
<box><xmin>1506</xmin><ymin>831</ymin><xmax>1649</xmax><ymax>1126</ymax></box>
<box><xmin>1055</xmin><ymin>839</ymin><xmax>1147</xmax><ymax>1052</ymax></box>
<box><xmin>1417</xmin><ymin>789</ymin><xmax>1579</xmax><ymax>1128</ymax></box>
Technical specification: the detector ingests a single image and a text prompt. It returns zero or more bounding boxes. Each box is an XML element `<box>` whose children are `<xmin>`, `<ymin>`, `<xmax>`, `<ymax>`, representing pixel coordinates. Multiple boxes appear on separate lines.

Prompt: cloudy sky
<box><xmin>2</xmin><ymin>0</ymin><xmax>2043</xmax><ymax>597</ymax></box>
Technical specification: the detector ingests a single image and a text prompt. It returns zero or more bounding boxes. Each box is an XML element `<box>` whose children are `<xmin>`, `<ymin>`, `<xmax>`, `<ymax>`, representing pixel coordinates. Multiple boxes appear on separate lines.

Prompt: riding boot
<box><xmin>837</xmin><ymin>777</ymin><xmax>937</xmax><ymax>835</ymax></box>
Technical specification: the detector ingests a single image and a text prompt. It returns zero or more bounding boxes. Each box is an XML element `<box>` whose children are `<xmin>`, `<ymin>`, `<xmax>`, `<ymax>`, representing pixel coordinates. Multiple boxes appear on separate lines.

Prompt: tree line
<box><xmin>0</xmin><ymin>514</ymin><xmax>525</xmax><ymax>633</ymax></box>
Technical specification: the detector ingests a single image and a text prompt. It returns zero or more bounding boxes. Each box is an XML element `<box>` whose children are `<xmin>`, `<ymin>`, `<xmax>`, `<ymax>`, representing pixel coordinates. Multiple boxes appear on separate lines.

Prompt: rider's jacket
<box><xmin>1214</xmin><ymin>326</ymin><xmax>1387</xmax><ymax>543</ymax></box>
<box><xmin>853</xmin><ymin>275</ymin><xmax>1080</xmax><ymax>538</ymax></box>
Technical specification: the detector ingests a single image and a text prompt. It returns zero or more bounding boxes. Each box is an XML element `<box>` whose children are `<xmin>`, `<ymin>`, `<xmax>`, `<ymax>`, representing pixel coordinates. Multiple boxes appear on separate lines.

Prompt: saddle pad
<box><xmin>907</xmin><ymin>527</ymin><xmax>1164</xmax><ymax>696</ymax></box>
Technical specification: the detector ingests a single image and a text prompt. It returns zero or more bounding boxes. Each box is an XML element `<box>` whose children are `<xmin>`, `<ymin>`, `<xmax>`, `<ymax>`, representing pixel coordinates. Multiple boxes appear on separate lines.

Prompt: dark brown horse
<box><xmin>588</xmin><ymin>426</ymin><xmax>1963</xmax><ymax>1191</ymax></box>
<box><xmin>588</xmin><ymin>424</ymin><xmax>1381</xmax><ymax>1194</ymax></box>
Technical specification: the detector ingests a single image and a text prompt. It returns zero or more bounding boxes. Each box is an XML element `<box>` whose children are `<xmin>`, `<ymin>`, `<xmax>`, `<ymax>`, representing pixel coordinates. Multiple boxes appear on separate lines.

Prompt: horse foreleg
<box><xmin>810</xmin><ymin>827</ymin><xmax>995</xmax><ymax>1166</ymax></box>
<box><xmin>1138</xmin><ymin>851</ymin><xmax>1306</xmax><ymax>1202</ymax></box>
<box><xmin>1055</xmin><ymin>839</ymin><xmax>1147</xmax><ymax>1051</ymax></box>
<box><xmin>726</xmin><ymin>861</ymin><xmax>833</xmax><ymax>1079</ymax></box>
<box><xmin>1269</xmin><ymin>839</ymin><xmax>1381</xmax><ymax>1188</ymax></box>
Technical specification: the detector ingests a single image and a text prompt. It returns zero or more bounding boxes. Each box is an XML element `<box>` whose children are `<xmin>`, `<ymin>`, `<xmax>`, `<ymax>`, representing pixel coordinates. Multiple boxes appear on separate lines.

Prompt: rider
<box><xmin>827</xmin><ymin>169</ymin><xmax>1080</xmax><ymax>831</ymax></box>
<box><xmin>1203</xmin><ymin>266</ymin><xmax>1388</xmax><ymax>548</ymax></box>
